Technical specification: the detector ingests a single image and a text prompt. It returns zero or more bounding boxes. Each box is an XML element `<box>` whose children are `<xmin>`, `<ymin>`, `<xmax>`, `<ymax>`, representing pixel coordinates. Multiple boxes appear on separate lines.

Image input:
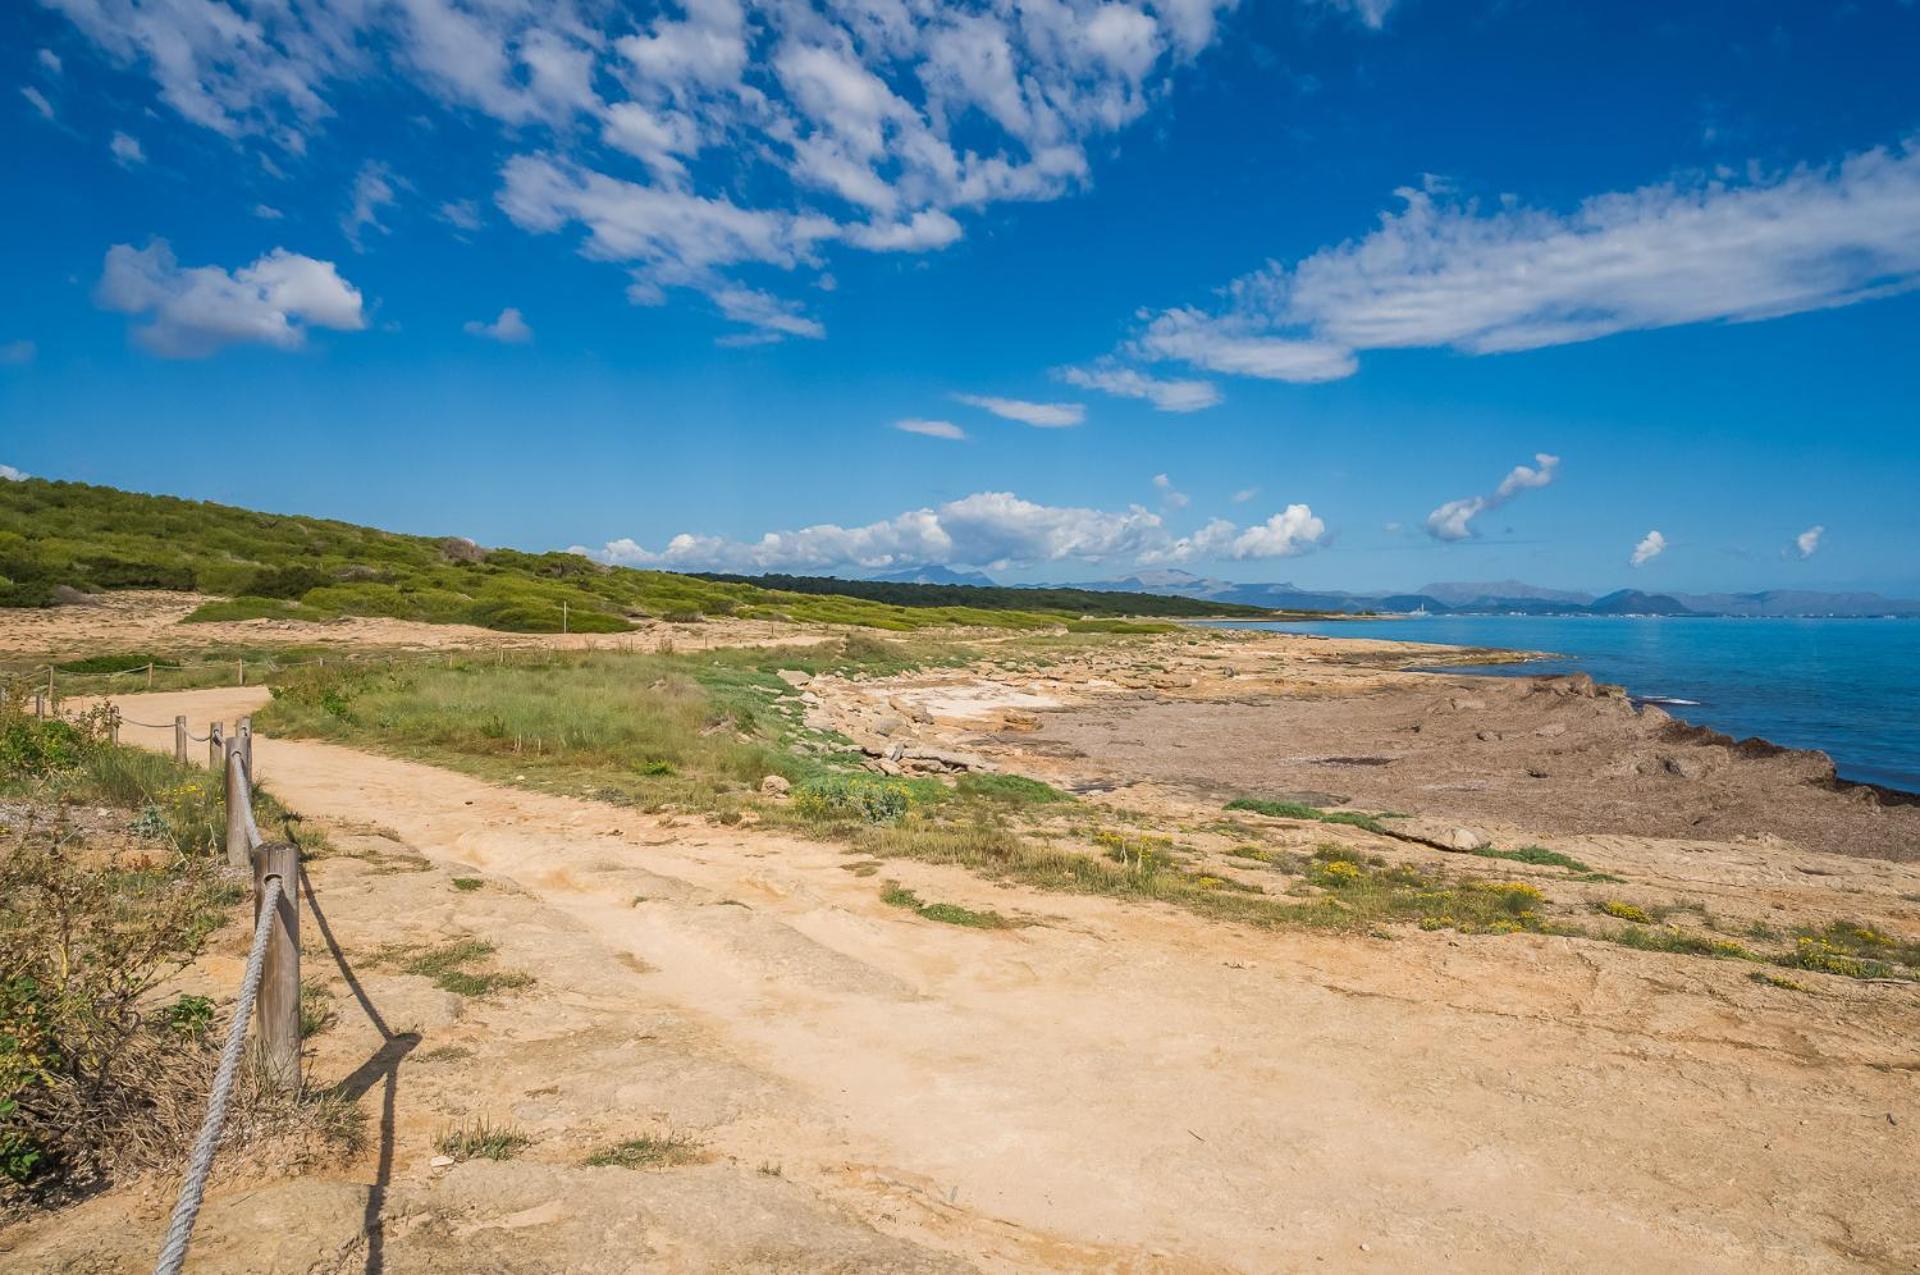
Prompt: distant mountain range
<box><xmin>867</xmin><ymin>564</ymin><xmax>999</xmax><ymax>587</ymax></box>
<box><xmin>1025</xmin><ymin>570</ymin><xmax>1920</xmax><ymax>617</ymax></box>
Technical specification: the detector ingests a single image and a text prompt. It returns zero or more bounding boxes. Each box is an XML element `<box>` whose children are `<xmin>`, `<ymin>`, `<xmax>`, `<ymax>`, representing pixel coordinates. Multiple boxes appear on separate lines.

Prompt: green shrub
<box><xmin>793</xmin><ymin>775</ymin><xmax>912</xmax><ymax>823</ymax></box>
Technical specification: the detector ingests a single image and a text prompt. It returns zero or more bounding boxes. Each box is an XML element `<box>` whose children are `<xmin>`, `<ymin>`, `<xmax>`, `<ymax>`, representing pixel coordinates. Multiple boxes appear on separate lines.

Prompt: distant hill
<box><xmin>868</xmin><ymin>565</ymin><xmax>998</xmax><ymax>587</ymax></box>
<box><xmin>0</xmin><ymin>478</ymin><xmax>1221</xmax><ymax>634</ymax></box>
<box><xmin>688</xmin><ymin>573</ymin><xmax>1280</xmax><ymax>619</ymax></box>
<box><xmin>1044</xmin><ymin>573</ymin><xmax>1920</xmax><ymax>618</ymax></box>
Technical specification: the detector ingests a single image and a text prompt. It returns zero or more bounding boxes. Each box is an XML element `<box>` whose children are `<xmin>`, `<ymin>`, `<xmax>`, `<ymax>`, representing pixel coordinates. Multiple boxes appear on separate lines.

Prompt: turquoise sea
<box><xmin>1214</xmin><ymin>616</ymin><xmax>1920</xmax><ymax>793</ymax></box>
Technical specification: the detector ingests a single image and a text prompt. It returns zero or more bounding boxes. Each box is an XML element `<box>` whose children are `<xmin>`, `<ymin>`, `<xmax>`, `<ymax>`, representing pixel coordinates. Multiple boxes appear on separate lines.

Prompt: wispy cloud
<box><xmin>1231</xmin><ymin>487</ymin><xmax>1258</xmax><ymax>503</ymax></box>
<box><xmin>1630</xmin><ymin>529</ymin><xmax>1667</xmax><ymax>567</ymax></box>
<box><xmin>95</xmin><ymin>240</ymin><xmax>366</xmax><ymax>358</ymax></box>
<box><xmin>20</xmin><ymin>86</ymin><xmax>54</xmax><ymax>120</ymax></box>
<box><xmin>1057</xmin><ymin>362</ymin><xmax>1221</xmax><ymax>412</ymax></box>
<box><xmin>1426</xmin><ymin>453</ymin><xmax>1560</xmax><ymax>542</ymax></box>
<box><xmin>37</xmin><ymin>49</ymin><xmax>61</xmax><ymax>75</ymax></box>
<box><xmin>109</xmin><ymin>131</ymin><xmax>145</xmax><ymax>166</ymax></box>
<box><xmin>893</xmin><ymin>418</ymin><xmax>966</xmax><ymax>441</ymax></box>
<box><xmin>1137</xmin><ymin>141</ymin><xmax>1920</xmax><ymax>382</ymax></box>
<box><xmin>464</xmin><ymin>307</ymin><xmax>532</xmax><ymax>343</ymax></box>
<box><xmin>578</xmin><ymin>491</ymin><xmax>1324</xmax><ymax>572</ymax></box>
<box><xmin>1794</xmin><ymin>525</ymin><xmax>1825</xmax><ymax>559</ymax></box>
<box><xmin>952</xmin><ymin>393</ymin><xmax>1085</xmax><ymax>428</ymax></box>
<box><xmin>1152</xmin><ymin>473</ymin><xmax>1189</xmax><ymax>509</ymax></box>
<box><xmin>342</xmin><ymin>161</ymin><xmax>397</xmax><ymax>250</ymax></box>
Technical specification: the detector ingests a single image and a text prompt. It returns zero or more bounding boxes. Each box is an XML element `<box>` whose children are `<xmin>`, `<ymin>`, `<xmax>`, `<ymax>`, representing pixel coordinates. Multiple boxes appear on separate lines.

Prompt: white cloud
<box><xmin>0</xmin><ymin>464</ymin><xmax>28</xmax><ymax>481</ymax></box>
<box><xmin>21</xmin><ymin>86</ymin><xmax>54</xmax><ymax>120</ymax></box>
<box><xmin>43</xmin><ymin>0</ymin><xmax>1250</xmax><ymax>334</ymax></box>
<box><xmin>711</xmin><ymin>286</ymin><xmax>825</xmax><ymax>340</ymax></box>
<box><xmin>38</xmin><ymin>49</ymin><xmax>62</xmax><ymax>75</ymax></box>
<box><xmin>952</xmin><ymin>393</ymin><xmax>1085</xmax><ymax>428</ymax></box>
<box><xmin>464</xmin><ymin>306</ymin><xmax>532</xmax><ymax>343</ymax></box>
<box><xmin>1630</xmin><ymin>529</ymin><xmax>1667</xmax><ymax>567</ymax></box>
<box><xmin>579</xmin><ymin>490</ymin><xmax>1326</xmax><ymax>572</ymax></box>
<box><xmin>1324</xmin><ymin>0</ymin><xmax>1399</xmax><ymax>28</ymax></box>
<box><xmin>438</xmin><ymin>199</ymin><xmax>483</xmax><ymax>232</ymax></box>
<box><xmin>1057</xmin><ymin>361</ymin><xmax>1221</xmax><ymax>412</ymax></box>
<box><xmin>1152</xmin><ymin>473</ymin><xmax>1189</xmax><ymax>509</ymax></box>
<box><xmin>109</xmin><ymin>130</ymin><xmax>144</xmax><ymax>165</ymax></box>
<box><xmin>1426</xmin><ymin>453</ymin><xmax>1560</xmax><ymax>542</ymax></box>
<box><xmin>1795</xmin><ymin>525</ymin><xmax>1825</xmax><ymax>559</ymax></box>
<box><xmin>1137</xmin><ymin>140</ymin><xmax>1920</xmax><ymax>382</ymax></box>
<box><xmin>0</xmin><ymin>341</ymin><xmax>35</xmax><ymax>366</ymax></box>
<box><xmin>343</xmin><ymin>161</ymin><xmax>398</xmax><ymax>249</ymax></box>
<box><xmin>95</xmin><ymin>239</ymin><xmax>366</xmax><ymax>358</ymax></box>
<box><xmin>252</xmin><ymin>203</ymin><xmax>284</xmax><ymax>220</ymax></box>
<box><xmin>894</xmin><ymin>418</ymin><xmax>966</xmax><ymax>440</ymax></box>
<box><xmin>1231</xmin><ymin>487</ymin><xmax>1258</xmax><ymax>503</ymax></box>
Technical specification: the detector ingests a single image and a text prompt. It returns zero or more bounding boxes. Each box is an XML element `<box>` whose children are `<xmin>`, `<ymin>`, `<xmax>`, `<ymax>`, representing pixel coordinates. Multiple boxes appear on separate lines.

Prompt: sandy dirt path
<box><xmin>77</xmin><ymin>688</ymin><xmax>1920</xmax><ymax>1272</ymax></box>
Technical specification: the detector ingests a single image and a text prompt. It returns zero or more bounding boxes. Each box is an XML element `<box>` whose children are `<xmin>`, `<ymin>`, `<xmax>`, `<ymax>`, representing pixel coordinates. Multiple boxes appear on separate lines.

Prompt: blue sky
<box><xmin>4</xmin><ymin>0</ymin><xmax>1918</xmax><ymax>594</ymax></box>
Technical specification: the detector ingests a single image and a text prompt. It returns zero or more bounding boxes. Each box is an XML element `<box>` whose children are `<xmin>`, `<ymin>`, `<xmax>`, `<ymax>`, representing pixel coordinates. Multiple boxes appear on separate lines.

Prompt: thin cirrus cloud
<box><xmin>1056</xmin><ymin>362</ymin><xmax>1222</xmax><ymax>412</ymax></box>
<box><xmin>1630</xmin><ymin>530</ymin><xmax>1667</xmax><ymax>567</ymax></box>
<box><xmin>95</xmin><ymin>240</ymin><xmax>366</xmax><ymax>358</ymax></box>
<box><xmin>21</xmin><ymin>86</ymin><xmax>54</xmax><ymax>120</ymax></box>
<box><xmin>1132</xmin><ymin>140</ymin><xmax>1920</xmax><ymax>383</ymax></box>
<box><xmin>464</xmin><ymin>307</ymin><xmax>532</xmax><ymax>343</ymax></box>
<box><xmin>893</xmin><ymin>419</ymin><xmax>967</xmax><ymax>441</ymax></box>
<box><xmin>952</xmin><ymin>393</ymin><xmax>1085</xmax><ymax>428</ymax></box>
<box><xmin>39</xmin><ymin>0</ymin><xmax>1268</xmax><ymax>344</ymax></box>
<box><xmin>109</xmin><ymin>131</ymin><xmax>145</xmax><ymax>165</ymax></box>
<box><xmin>575</xmin><ymin>491</ymin><xmax>1325</xmax><ymax>573</ymax></box>
<box><xmin>1425</xmin><ymin>453</ymin><xmax>1560</xmax><ymax>542</ymax></box>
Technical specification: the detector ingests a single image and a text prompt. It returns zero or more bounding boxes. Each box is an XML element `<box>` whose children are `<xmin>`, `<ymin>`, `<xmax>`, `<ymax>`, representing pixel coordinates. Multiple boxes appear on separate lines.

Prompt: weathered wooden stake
<box><xmin>238</xmin><ymin>658</ymin><xmax>246</xmax><ymax>687</ymax></box>
<box><xmin>33</xmin><ymin>693</ymin><xmax>44</xmax><ymax>718</ymax></box>
<box><xmin>174</xmin><ymin>715</ymin><xmax>189</xmax><ymax>765</ymax></box>
<box><xmin>252</xmin><ymin>840</ymin><xmax>301</xmax><ymax>1092</ymax></box>
<box><xmin>146</xmin><ymin>661</ymin><xmax>154</xmax><ymax>690</ymax></box>
<box><xmin>46</xmin><ymin>667</ymin><xmax>55</xmax><ymax>711</ymax></box>
<box><xmin>223</xmin><ymin>739</ymin><xmax>250</xmax><ymax>869</ymax></box>
<box><xmin>237</xmin><ymin>716</ymin><xmax>254</xmax><ymax>787</ymax></box>
<box><xmin>208</xmin><ymin>720</ymin><xmax>224</xmax><ymax>773</ymax></box>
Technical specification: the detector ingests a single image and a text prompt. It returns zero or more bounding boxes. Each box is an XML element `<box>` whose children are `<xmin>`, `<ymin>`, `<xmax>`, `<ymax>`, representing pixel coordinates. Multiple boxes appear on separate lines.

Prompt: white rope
<box><xmin>232</xmin><ymin>752</ymin><xmax>264</xmax><ymax>851</ymax></box>
<box><xmin>153</xmin><ymin>874</ymin><xmax>285</xmax><ymax>1275</ymax></box>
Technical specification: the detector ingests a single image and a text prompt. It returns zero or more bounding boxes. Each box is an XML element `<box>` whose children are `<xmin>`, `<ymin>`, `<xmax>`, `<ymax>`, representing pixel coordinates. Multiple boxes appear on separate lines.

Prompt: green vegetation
<box><xmin>1224</xmin><ymin>797</ymin><xmax>1389</xmax><ymax>835</ymax></box>
<box><xmin>436</xmin><ymin>1119</ymin><xmax>529</xmax><ymax>1162</ymax></box>
<box><xmin>793</xmin><ymin>775</ymin><xmax>914</xmax><ymax>823</ymax></box>
<box><xmin>954</xmin><ymin>772</ymin><xmax>1074</xmax><ymax>806</ymax></box>
<box><xmin>879</xmin><ymin>882</ymin><xmax>1011</xmax><ymax>929</ymax></box>
<box><xmin>451</xmin><ymin>877</ymin><xmax>485</xmax><ymax>892</ymax></box>
<box><xmin>0</xmin><ymin>476</ymin><xmax>1270</xmax><ymax>632</ymax></box>
<box><xmin>1466</xmin><ymin>845</ymin><xmax>1594</xmax><ymax>873</ymax></box>
<box><xmin>383</xmin><ymin>938</ymin><xmax>534</xmax><ymax>998</ymax></box>
<box><xmin>691</xmin><ymin>572</ymin><xmax>1276</xmax><ymax>619</ymax></box>
<box><xmin>1598</xmin><ymin>900</ymin><xmax>1654</xmax><ymax>923</ymax></box>
<box><xmin>583</xmin><ymin>1132</ymin><xmax>702</xmax><ymax>1169</ymax></box>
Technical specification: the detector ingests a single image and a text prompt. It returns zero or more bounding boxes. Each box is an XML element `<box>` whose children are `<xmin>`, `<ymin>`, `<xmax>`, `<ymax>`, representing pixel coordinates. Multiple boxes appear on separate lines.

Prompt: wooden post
<box><xmin>237</xmin><ymin>717</ymin><xmax>254</xmax><ymax>788</ymax></box>
<box><xmin>562</xmin><ymin>601</ymin><xmax>569</xmax><ymax>635</ymax></box>
<box><xmin>174</xmin><ymin>715</ymin><xmax>189</xmax><ymax>765</ymax></box>
<box><xmin>146</xmin><ymin>661</ymin><xmax>154</xmax><ymax>690</ymax></box>
<box><xmin>108</xmin><ymin>709</ymin><xmax>119</xmax><ymax>745</ymax></box>
<box><xmin>223</xmin><ymin>739</ymin><xmax>250</xmax><ymax>870</ymax></box>
<box><xmin>252</xmin><ymin>840</ymin><xmax>301</xmax><ymax>1093</ymax></box>
<box><xmin>45</xmin><ymin>667</ymin><xmax>54</xmax><ymax>712</ymax></box>
<box><xmin>208</xmin><ymin>721</ymin><xmax>224</xmax><ymax>773</ymax></box>
<box><xmin>33</xmin><ymin>693</ymin><xmax>44</xmax><ymax>719</ymax></box>
<box><xmin>238</xmin><ymin>658</ymin><xmax>245</xmax><ymax>687</ymax></box>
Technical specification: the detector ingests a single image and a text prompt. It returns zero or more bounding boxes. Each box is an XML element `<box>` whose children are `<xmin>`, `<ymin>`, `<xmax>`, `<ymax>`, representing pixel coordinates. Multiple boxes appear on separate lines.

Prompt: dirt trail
<box><xmin>24</xmin><ymin>688</ymin><xmax>1920</xmax><ymax>1273</ymax></box>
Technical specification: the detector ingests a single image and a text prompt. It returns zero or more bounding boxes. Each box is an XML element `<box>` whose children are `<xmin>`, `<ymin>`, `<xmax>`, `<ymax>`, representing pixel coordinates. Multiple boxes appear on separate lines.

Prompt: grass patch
<box><xmin>880</xmin><ymin>882</ymin><xmax>1011</xmax><ymax>929</ymax></box>
<box><xmin>1225</xmin><ymin>797</ymin><xmax>1388</xmax><ymax>835</ymax></box>
<box><xmin>1467</xmin><ymin>845</ymin><xmax>1594</xmax><ymax>873</ymax></box>
<box><xmin>954</xmin><ymin>772</ymin><xmax>1074</xmax><ymax>806</ymax></box>
<box><xmin>450</xmin><ymin>877</ymin><xmax>484</xmax><ymax>892</ymax></box>
<box><xmin>582</xmin><ymin>1131</ymin><xmax>702</xmax><ymax>1169</ymax></box>
<box><xmin>1749</xmin><ymin>971</ymin><xmax>1811</xmax><ymax>992</ymax></box>
<box><xmin>299</xmin><ymin>982</ymin><xmax>336</xmax><ymax>1037</ymax></box>
<box><xmin>436</xmin><ymin>1119</ymin><xmax>528</xmax><ymax>1162</ymax></box>
<box><xmin>385</xmin><ymin>938</ymin><xmax>535</xmax><ymax>997</ymax></box>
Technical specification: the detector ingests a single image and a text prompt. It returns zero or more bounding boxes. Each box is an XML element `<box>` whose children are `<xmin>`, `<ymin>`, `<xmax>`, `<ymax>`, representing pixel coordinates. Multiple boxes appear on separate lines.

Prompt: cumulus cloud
<box><xmin>464</xmin><ymin>307</ymin><xmax>532</xmax><ymax>343</ymax></box>
<box><xmin>0</xmin><ymin>341</ymin><xmax>34</xmax><ymax>366</ymax></box>
<box><xmin>95</xmin><ymin>240</ymin><xmax>366</xmax><ymax>358</ymax></box>
<box><xmin>1630</xmin><ymin>529</ymin><xmax>1667</xmax><ymax>567</ymax></box>
<box><xmin>1056</xmin><ymin>361</ymin><xmax>1221</xmax><ymax>412</ymax></box>
<box><xmin>21</xmin><ymin>86</ymin><xmax>54</xmax><ymax>120</ymax></box>
<box><xmin>0</xmin><ymin>464</ymin><xmax>28</xmax><ymax>481</ymax></box>
<box><xmin>952</xmin><ymin>393</ymin><xmax>1085</xmax><ymax>428</ymax></box>
<box><xmin>1136</xmin><ymin>141</ymin><xmax>1920</xmax><ymax>382</ymax></box>
<box><xmin>43</xmin><ymin>0</ymin><xmax>1255</xmax><ymax>337</ymax></box>
<box><xmin>109</xmin><ymin>131</ymin><xmax>145</xmax><ymax>165</ymax></box>
<box><xmin>893</xmin><ymin>418</ymin><xmax>966</xmax><ymax>440</ymax></box>
<box><xmin>578</xmin><ymin>491</ymin><xmax>1325</xmax><ymax>572</ymax></box>
<box><xmin>1795</xmin><ymin>525</ymin><xmax>1825</xmax><ymax>559</ymax></box>
<box><xmin>1425</xmin><ymin>453</ymin><xmax>1560</xmax><ymax>542</ymax></box>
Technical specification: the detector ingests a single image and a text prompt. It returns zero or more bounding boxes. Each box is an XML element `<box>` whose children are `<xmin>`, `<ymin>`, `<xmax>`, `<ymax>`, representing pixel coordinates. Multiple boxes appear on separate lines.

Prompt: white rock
<box><xmin>760</xmin><ymin>774</ymin><xmax>791</xmax><ymax>796</ymax></box>
<box><xmin>1446</xmin><ymin>826</ymin><xmax>1490</xmax><ymax>852</ymax></box>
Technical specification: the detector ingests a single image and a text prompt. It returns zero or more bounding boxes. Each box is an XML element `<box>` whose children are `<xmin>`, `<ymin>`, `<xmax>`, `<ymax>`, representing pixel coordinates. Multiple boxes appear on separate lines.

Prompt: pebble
<box><xmin>430</xmin><ymin>1155</ymin><xmax>455</xmax><ymax>1168</ymax></box>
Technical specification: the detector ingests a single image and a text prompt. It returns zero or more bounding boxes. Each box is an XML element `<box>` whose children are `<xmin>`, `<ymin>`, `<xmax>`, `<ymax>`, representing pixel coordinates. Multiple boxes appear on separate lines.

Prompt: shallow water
<box><xmin>1213</xmin><ymin>616</ymin><xmax>1920</xmax><ymax>792</ymax></box>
